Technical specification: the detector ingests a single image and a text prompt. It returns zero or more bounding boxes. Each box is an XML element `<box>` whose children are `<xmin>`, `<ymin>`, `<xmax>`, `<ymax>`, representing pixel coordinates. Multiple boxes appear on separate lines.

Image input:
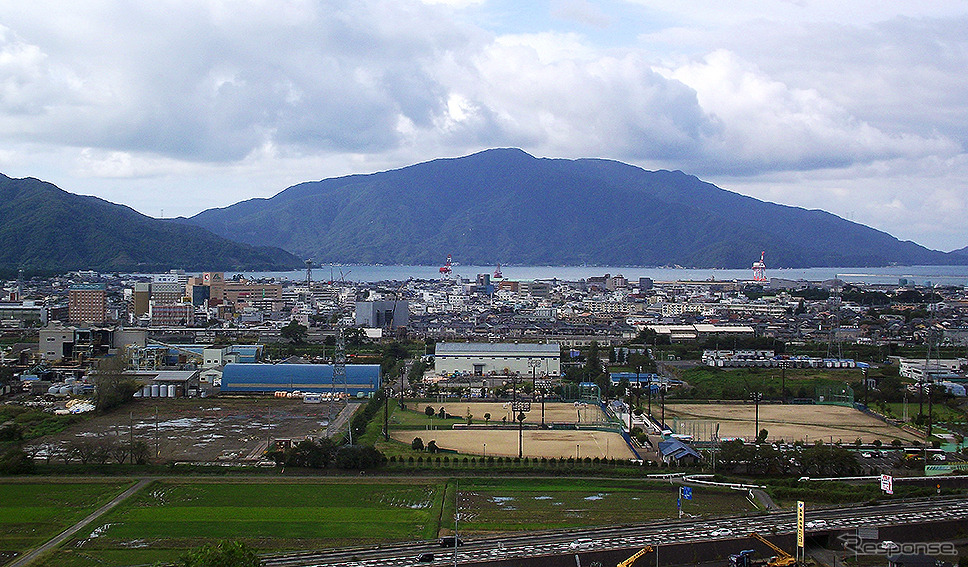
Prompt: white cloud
<box><xmin>0</xmin><ymin>0</ymin><xmax>965</xmax><ymax>251</ymax></box>
<box><xmin>658</xmin><ymin>49</ymin><xmax>960</xmax><ymax>174</ymax></box>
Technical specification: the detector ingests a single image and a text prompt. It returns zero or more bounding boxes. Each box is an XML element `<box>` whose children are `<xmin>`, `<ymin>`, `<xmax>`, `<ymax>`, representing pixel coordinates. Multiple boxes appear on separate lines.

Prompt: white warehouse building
<box><xmin>434</xmin><ymin>342</ymin><xmax>561</xmax><ymax>377</ymax></box>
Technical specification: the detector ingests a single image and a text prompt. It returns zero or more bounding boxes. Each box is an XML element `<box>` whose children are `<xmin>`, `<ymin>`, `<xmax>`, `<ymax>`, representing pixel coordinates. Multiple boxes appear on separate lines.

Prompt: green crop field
<box><xmin>446</xmin><ymin>478</ymin><xmax>756</xmax><ymax>533</ymax></box>
<box><xmin>41</xmin><ymin>479</ymin><xmax>445</xmax><ymax>567</ymax></box>
<box><xmin>31</xmin><ymin>477</ymin><xmax>757</xmax><ymax>567</ymax></box>
<box><xmin>0</xmin><ymin>481</ymin><xmax>133</xmax><ymax>564</ymax></box>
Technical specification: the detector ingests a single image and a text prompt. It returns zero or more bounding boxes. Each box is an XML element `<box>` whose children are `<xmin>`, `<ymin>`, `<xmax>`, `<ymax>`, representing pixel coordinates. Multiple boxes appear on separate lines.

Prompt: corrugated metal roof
<box><xmin>435</xmin><ymin>342</ymin><xmax>560</xmax><ymax>356</ymax></box>
<box><xmin>220</xmin><ymin>363</ymin><xmax>381</xmax><ymax>393</ymax></box>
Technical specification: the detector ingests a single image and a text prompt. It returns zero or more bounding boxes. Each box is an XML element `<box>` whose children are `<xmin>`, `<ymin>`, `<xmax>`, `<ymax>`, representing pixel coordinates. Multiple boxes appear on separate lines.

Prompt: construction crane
<box><xmin>729</xmin><ymin>533</ymin><xmax>796</xmax><ymax>567</ymax></box>
<box><xmin>617</xmin><ymin>545</ymin><xmax>654</xmax><ymax>567</ymax></box>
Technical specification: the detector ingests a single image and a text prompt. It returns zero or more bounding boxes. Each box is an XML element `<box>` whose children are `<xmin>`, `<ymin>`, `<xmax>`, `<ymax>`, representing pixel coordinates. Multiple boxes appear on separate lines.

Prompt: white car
<box><xmin>710</xmin><ymin>528</ymin><xmax>733</xmax><ymax>537</ymax></box>
<box><xmin>879</xmin><ymin>541</ymin><xmax>900</xmax><ymax>552</ymax></box>
<box><xmin>569</xmin><ymin>538</ymin><xmax>594</xmax><ymax>550</ymax></box>
<box><xmin>805</xmin><ymin>519</ymin><xmax>828</xmax><ymax>529</ymax></box>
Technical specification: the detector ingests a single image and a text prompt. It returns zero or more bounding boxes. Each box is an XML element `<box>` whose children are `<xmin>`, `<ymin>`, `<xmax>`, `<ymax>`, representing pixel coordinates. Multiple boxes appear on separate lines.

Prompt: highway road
<box><xmin>262</xmin><ymin>496</ymin><xmax>968</xmax><ymax>567</ymax></box>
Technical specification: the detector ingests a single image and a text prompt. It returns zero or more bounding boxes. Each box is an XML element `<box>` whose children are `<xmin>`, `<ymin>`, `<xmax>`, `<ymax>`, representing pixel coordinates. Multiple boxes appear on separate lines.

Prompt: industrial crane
<box><xmin>728</xmin><ymin>533</ymin><xmax>797</xmax><ymax>567</ymax></box>
<box><xmin>617</xmin><ymin>545</ymin><xmax>654</xmax><ymax>567</ymax></box>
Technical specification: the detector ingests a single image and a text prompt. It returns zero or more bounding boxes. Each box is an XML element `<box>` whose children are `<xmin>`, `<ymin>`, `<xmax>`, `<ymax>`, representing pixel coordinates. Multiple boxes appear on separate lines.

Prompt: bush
<box><xmin>181</xmin><ymin>540</ymin><xmax>259</xmax><ymax>567</ymax></box>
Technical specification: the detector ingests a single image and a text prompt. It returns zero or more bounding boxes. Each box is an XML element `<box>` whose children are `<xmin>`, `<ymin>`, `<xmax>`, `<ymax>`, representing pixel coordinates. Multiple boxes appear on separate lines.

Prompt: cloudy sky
<box><xmin>1</xmin><ymin>1</ymin><xmax>966</xmax><ymax>252</ymax></box>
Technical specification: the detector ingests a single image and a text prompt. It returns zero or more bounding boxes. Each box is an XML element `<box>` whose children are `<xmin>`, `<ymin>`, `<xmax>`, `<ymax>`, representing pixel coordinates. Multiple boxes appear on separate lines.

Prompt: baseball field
<box><xmin>664</xmin><ymin>403</ymin><xmax>922</xmax><ymax>444</ymax></box>
<box><xmin>390</xmin><ymin>401</ymin><xmax>637</xmax><ymax>459</ymax></box>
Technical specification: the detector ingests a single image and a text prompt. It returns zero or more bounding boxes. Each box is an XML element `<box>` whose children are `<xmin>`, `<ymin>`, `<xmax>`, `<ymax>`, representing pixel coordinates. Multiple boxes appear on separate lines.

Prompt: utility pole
<box><xmin>660</xmin><ymin>377</ymin><xmax>665</xmax><ymax>431</ymax></box>
<box><xmin>751</xmin><ymin>392</ymin><xmax>762</xmax><ymax>442</ymax></box>
<box><xmin>383</xmin><ymin>381</ymin><xmax>390</xmax><ymax>441</ymax></box>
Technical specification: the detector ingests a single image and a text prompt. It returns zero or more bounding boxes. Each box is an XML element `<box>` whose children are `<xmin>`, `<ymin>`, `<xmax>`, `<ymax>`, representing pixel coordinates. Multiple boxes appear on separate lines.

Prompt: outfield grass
<box><xmin>0</xmin><ymin>481</ymin><xmax>133</xmax><ymax>562</ymax></box>
<box><xmin>673</xmin><ymin>367</ymin><xmax>863</xmax><ymax>401</ymax></box>
<box><xmin>877</xmin><ymin>402</ymin><xmax>967</xmax><ymax>423</ymax></box>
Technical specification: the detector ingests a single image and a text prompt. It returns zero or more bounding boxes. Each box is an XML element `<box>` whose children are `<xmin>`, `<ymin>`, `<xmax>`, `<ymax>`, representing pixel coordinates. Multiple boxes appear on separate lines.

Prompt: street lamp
<box><xmin>751</xmin><ymin>391</ymin><xmax>762</xmax><ymax>442</ymax></box>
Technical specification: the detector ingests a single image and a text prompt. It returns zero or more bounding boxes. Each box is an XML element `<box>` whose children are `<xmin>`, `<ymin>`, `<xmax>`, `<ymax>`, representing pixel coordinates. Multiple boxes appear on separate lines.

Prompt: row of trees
<box><xmin>268</xmin><ymin>438</ymin><xmax>384</xmax><ymax>470</ymax></box>
<box><xmin>717</xmin><ymin>440</ymin><xmax>861</xmax><ymax>476</ymax></box>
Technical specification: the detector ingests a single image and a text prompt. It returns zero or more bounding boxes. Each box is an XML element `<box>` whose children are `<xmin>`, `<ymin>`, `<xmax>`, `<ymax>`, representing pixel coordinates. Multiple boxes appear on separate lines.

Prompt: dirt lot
<box><xmin>664</xmin><ymin>402</ymin><xmax>921</xmax><ymax>444</ymax></box>
<box><xmin>25</xmin><ymin>397</ymin><xmax>345</xmax><ymax>463</ymax></box>
<box><xmin>391</xmin><ymin>428</ymin><xmax>636</xmax><ymax>460</ymax></box>
<box><xmin>392</xmin><ymin>401</ymin><xmax>633</xmax><ymax>459</ymax></box>
<box><xmin>427</xmin><ymin>401</ymin><xmax>607</xmax><ymax>425</ymax></box>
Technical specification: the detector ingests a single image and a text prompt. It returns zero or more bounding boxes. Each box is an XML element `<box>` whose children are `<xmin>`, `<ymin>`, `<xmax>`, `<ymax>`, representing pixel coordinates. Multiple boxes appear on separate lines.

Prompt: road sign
<box><xmin>797</xmin><ymin>501</ymin><xmax>805</xmax><ymax>549</ymax></box>
<box><xmin>880</xmin><ymin>474</ymin><xmax>893</xmax><ymax>495</ymax></box>
<box><xmin>681</xmin><ymin>486</ymin><xmax>692</xmax><ymax>500</ymax></box>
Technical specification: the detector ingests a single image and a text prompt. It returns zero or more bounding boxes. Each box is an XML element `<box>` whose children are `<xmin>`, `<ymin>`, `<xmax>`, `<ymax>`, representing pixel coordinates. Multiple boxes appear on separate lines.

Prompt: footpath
<box><xmin>7</xmin><ymin>478</ymin><xmax>151</xmax><ymax>567</ymax></box>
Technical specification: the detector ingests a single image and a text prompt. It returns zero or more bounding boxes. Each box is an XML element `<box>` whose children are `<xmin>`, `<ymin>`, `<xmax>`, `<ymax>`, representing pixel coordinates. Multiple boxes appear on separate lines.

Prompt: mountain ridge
<box><xmin>0</xmin><ymin>174</ymin><xmax>303</xmax><ymax>272</ymax></box>
<box><xmin>185</xmin><ymin>149</ymin><xmax>967</xmax><ymax>269</ymax></box>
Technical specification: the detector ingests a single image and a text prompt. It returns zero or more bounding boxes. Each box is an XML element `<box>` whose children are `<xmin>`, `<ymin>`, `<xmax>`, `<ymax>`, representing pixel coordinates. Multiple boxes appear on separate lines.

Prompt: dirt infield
<box><xmin>428</xmin><ymin>401</ymin><xmax>607</xmax><ymax>425</ymax></box>
<box><xmin>664</xmin><ymin>403</ymin><xmax>921</xmax><ymax>444</ymax></box>
<box><xmin>391</xmin><ymin>428</ymin><xmax>636</xmax><ymax>460</ymax></box>
<box><xmin>393</xmin><ymin>402</ymin><xmax>632</xmax><ymax>459</ymax></box>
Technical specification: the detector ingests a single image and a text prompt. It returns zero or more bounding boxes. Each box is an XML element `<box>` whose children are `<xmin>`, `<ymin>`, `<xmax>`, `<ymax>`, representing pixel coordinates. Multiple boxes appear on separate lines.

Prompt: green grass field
<box><xmin>445</xmin><ymin>478</ymin><xmax>756</xmax><ymax>534</ymax></box>
<box><xmin>45</xmin><ymin>480</ymin><xmax>444</xmax><ymax>567</ymax></box>
<box><xmin>31</xmin><ymin>477</ymin><xmax>756</xmax><ymax>567</ymax></box>
<box><xmin>0</xmin><ymin>481</ymin><xmax>133</xmax><ymax>563</ymax></box>
<box><xmin>674</xmin><ymin>367</ymin><xmax>863</xmax><ymax>401</ymax></box>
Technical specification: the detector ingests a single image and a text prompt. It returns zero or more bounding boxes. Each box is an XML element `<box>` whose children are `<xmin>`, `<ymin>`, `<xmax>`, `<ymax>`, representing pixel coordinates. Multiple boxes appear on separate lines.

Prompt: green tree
<box><xmin>412</xmin><ymin>437</ymin><xmax>424</xmax><ymax>451</ymax></box>
<box><xmin>92</xmin><ymin>356</ymin><xmax>139</xmax><ymax>413</ymax></box>
<box><xmin>181</xmin><ymin>541</ymin><xmax>259</xmax><ymax>567</ymax></box>
<box><xmin>280</xmin><ymin>320</ymin><xmax>308</xmax><ymax>344</ymax></box>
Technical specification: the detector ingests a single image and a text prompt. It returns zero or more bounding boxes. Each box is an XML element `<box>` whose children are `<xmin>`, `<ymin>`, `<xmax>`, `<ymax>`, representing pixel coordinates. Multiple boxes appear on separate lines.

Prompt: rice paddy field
<box><xmin>0</xmin><ymin>481</ymin><xmax>134</xmax><ymax>567</ymax></box>
<box><xmin>12</xmin><ymin>477</ymin><xmax>755</xmax><ymax>567</ymax></box>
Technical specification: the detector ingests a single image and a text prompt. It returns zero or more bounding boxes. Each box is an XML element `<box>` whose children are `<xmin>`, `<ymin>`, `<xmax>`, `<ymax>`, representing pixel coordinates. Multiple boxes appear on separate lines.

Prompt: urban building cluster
<box><xmin>1</xmin><ymin>268</ymin><xmax>966</xmax><ymax>402</ymax></box>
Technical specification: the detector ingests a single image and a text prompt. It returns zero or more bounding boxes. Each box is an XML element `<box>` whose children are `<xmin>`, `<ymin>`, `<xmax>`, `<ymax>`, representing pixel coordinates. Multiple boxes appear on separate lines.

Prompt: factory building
<box><xmin>434</xmin><ymin>342</ymin><xmax>560</xmax><ymax>377</ymax></box>
<box><xmin>356</xmin><ymin>300</ymin><xmax>409</xmax><ymax>329</ymax></box>
<box><xmin>219</xmin><ymin>363</ymin><xmax>381</xmax><ymax>396</ymax></box>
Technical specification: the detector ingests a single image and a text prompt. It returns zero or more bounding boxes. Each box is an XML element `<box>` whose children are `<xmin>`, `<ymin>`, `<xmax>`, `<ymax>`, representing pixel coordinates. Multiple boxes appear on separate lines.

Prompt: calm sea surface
<box><xmin>239</xmin><ymin>265</ymin><xmax>968</xmax><ymax>286</ymax></box>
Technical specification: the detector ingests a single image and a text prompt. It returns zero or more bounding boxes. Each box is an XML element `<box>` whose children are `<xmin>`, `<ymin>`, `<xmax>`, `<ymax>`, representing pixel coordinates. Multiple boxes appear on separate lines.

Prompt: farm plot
<box><xmin>41</xmin><ymin>480</ymin><xmax>443</xmax><ymax>567</ymax></box>
<box><xmin>0</xmin><ymin>481</ymin><xmax>132</xmax><ymax>566</ymax></box>
<box><xmin>453</xmin><ymin>478</ymin><xmax>756</xmax><ymax>533</ymax></box>
<box><xmin>664</xmin><ymin>403</ymin><xmax>921</xmax><ymax>444</ymax></box>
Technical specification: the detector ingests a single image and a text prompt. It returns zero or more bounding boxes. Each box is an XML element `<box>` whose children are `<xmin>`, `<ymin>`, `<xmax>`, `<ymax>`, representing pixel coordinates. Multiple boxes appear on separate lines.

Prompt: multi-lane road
<box><xmin>263</xmin><ymin>496</ymin><xmax>968</xmax><ymax>567</ymax></box>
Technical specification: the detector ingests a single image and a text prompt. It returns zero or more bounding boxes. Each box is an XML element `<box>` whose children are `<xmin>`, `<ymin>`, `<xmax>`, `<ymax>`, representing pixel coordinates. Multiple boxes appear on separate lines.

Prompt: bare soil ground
<box><xmin>25</xmin><ymin>397</ymin><xmax>344</xmax><ymax>463</ymax></box>
<box><xmin>390</xmin><ymin>428</ymin><xmax>636</xmax><ymax>460</ymax></box>
<box><xmin>392</xmin><ymin>401</ymin><xmax>634</xmax><ymax>459</ymax></box>
<box><xmin>664</xmin><ymin>402</ymin><xmax>921</xmax><ymax>444</ymax></box>
<box><xmin>428</xmin><ymin>401</ymin><xmax>607</xmax><ymax>425</ymax></box>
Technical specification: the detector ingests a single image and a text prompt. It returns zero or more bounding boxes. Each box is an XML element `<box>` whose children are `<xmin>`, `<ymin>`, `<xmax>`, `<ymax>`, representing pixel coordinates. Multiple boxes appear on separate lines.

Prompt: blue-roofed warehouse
<box><xmin>220</xmin><ymin>363</ymin><xmax>381</xmax><ymax>396</ymax></box>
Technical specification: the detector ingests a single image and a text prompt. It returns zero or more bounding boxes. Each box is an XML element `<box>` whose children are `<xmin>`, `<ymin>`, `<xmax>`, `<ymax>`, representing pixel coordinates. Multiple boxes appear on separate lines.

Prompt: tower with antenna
<box><xmin>751</xmin><ymin>251</ymin><xmax>767</xmax><ymax>282</ymax></box>
<box><xmin>305</xmin><ymin>259</ymin><xmax>313</xmax><ymax>286</ymax></box>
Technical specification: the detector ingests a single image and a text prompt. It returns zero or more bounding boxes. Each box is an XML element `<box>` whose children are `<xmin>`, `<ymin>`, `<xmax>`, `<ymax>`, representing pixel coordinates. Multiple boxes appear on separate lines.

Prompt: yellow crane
<box><xmin>749</xmin><ymin>532</ymin><xmax>796</xmax><ymax>567</ymax></box>
<box><xmin>617</xmin><ymin>545</ymin><xmax>654</xmax><ymax>567</ymax></box>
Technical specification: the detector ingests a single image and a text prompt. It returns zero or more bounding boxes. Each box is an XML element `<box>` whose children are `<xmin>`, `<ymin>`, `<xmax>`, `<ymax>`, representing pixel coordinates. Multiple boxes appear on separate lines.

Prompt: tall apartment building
<box><xmin>68</xmin><ymin>283</ymin><xmax>107</xmax><ymax>325</ymax></box>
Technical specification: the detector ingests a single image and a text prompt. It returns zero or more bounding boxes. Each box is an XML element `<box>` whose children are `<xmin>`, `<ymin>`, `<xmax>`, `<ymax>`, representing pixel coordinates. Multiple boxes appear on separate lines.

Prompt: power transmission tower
<box><xmin>335</xmin><ymin>325</ymin><xmax>349</xmax><ymax>444</ymax></box>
